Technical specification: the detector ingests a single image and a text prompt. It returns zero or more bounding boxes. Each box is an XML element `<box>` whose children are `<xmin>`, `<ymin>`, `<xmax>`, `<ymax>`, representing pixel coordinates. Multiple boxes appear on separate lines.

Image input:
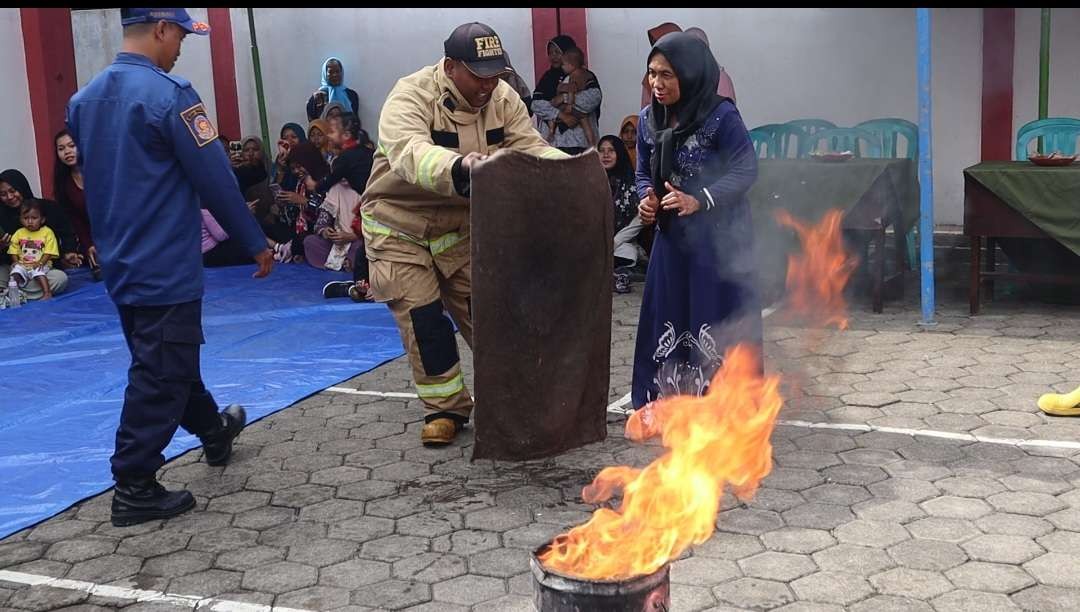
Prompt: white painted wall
<box><xmin>0</xmin><ymin>9</ymin><xmax>41</xmax><ymax>195</ymax></box>
<box><xmin>228</xmin><ymin>8</ymin><xmax>535</xmax><ymax>146</ymax></box>
<box><xmin>1013</xmin><ymin>8</ymin><xmax>1080</xmax><ymax>154</ymax></box>
<box><xmin>13</xmin><ymin>9</ymin><xmax>1080</xmax><ymax>224</ymax></box>
<box><xmin>71</xmin><ymin>8</ymin><xmax>218</xmax><ymax>128</ymax></box>
<box><xmin>71</xmin><ymin>9</ymin><xmax>121</xmax><ymax>91</ymax></box>
<box><xmin>586</xmin><ymin>8</ymin><xmax>983</xmax><ymax>225</ymax></box>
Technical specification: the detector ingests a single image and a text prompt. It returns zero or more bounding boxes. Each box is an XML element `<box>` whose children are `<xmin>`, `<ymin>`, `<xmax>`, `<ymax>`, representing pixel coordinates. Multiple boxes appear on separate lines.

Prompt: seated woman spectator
<box><xmin>620</xmin><ymin>115</ymin><xmax>639</xmax><ymax>168</ymax></box>
<box><xmin>302</xmin><ymin>180</ymin><xmax>362</xmax><ymax>271</ymax></box>
<box><xmin>308</xmin><ymin>119</ymin><xmax>335</xmax><ymax>164</ymax></box>
<box><xmin>53</xmin><ymin>129</ymin><xmax>101</xmax><ymax>281</ymax></box>
<box><xmin>306</xmin><ymin>57</ymin><xmax>360</xmax><ymax>121</ymax></box>
<box><xmin>231</xmin><ymin>136</ymin><xmax>269</xmax><ymax>194</ymax></box>
<box><xmin>546</xmin><ymin>47</ymin><xmax>600</xmax><ymax>147</ymax></box>
<box><xmin>321</xmin><ymin>101</ymin><xmax>346</xmax><ymax>122</ymax></box>
<box><xmin>308</xmin><ymin>113</ymin><xmax>373</xmax><ymax>295</ymax></box>
<box><xmin>321</xmin><ymin>103</ymin><xmax>374</xmax><ymax>152</ymax></box>
<box><xmin>312</xmin><ymin>114</ymin><xmax>373</xmax><ymax>197</ymax></box>
<box><xmin>269</xmin><ymin>142</ymin><xmax>329</xmax><ymax>264</ymax></box>
<box><xmin>619</xmin><ymin>114</ymin><xmax>654</xmax><ymax>260</ymax></box>
<box><xmin>272</xmin><ymin>123</ymin><xmax>307</xmax><ymax>191</ymax></box>
<box><xmin>598</xmin><ymin>135</ymin><xmax>643</xmax><ymax>294</ymax></box>
<box><xmin>201</xmin><ymin>208</ymin><xmax>254</xmax><ymax>267</ymax></box>
<box><xmin>532</xmin><ymin>35</ymin><xmax>577</xmax><ymax>112</ymax></box>
<box><xmin>0</xmin><ymin>169</ymin><xmax>74</xmax><ymax>299</ymax></box>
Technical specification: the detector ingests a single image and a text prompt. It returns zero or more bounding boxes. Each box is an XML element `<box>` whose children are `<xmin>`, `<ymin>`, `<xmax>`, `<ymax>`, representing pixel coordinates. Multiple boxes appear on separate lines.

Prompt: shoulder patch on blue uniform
<box><xmin>180</xmin><ymin>103</ymin><xmax>218</xmax><ymax>148</ymax></box>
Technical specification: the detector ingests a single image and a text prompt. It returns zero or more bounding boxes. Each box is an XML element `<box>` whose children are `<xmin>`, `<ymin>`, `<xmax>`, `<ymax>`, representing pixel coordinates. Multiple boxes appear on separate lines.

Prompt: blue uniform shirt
<box><xmin>67</xmin><ymin>52</ymin><xmax>266</xmax><ymax>306</ymax></box>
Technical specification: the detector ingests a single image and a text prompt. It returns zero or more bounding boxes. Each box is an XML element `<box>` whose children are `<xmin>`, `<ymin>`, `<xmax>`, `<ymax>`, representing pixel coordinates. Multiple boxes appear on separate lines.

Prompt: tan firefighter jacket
<box><xmin>360</xmin><ymin>59</ymin><xmax>567</xmax><ymax>277</ymax></box>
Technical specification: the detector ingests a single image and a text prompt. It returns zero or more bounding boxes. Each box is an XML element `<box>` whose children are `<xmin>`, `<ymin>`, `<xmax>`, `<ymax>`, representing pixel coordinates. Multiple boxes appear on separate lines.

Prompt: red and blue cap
<box><xmin>121</xmin><ymin>8</ymin><xmax>210</xmax><ymax>35</ymax></box>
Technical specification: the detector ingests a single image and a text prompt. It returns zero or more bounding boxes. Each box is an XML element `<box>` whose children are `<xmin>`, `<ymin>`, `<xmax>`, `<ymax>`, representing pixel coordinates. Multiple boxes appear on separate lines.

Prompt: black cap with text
<box><xmin>444</xmin><ymin>22</ymin><xmax>510</xmax><ymax>78</ymax></box>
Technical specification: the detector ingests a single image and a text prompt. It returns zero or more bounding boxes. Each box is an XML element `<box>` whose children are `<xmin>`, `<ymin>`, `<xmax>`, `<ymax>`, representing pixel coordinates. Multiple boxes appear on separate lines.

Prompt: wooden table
<box><xmin>963</xmin><ymin>162</ymin><xmax>1080</xmax><ymax>314</ymax></box>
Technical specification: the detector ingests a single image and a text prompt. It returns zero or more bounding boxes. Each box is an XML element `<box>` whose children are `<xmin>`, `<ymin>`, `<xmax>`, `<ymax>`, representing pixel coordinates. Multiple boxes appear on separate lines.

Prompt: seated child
<box><xmin>7</xmin><ymin>200</ymin><xmax>58</xmax><ymax>300</ymax></box>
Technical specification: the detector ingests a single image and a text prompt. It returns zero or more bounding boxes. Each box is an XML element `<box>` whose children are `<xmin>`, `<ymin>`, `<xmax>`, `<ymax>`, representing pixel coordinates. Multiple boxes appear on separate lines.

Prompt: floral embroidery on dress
<box><xmin>647</xmin><ymin>321</ymin><xmax>723</xmax><ymax>402</ymax></box>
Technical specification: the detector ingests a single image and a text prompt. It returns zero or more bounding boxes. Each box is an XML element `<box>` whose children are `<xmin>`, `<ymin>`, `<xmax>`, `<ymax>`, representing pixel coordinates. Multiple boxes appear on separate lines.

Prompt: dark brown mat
<box><xmin>470</xmin><ymin>150</ymin><xmax>613</xmax><ymax>461</ymax></box>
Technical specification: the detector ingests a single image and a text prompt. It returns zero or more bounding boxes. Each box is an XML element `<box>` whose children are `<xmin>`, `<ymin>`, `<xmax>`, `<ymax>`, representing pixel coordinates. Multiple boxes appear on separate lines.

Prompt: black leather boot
<box><xmin>111</xmin><ymin>476</ymin><xmax>195</xmax><ymax>526</ymax></box>
<box><xmin>200</xmin><ymin>404</ymin><xmax>246</xmax><ymax>466</ymax></box>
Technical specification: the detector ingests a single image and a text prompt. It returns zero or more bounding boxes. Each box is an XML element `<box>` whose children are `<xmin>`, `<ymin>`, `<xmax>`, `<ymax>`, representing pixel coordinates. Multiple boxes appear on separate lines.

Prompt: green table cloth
<box><xmin>964</xmin><ymin>161</ymin><xmax>1080</xmax><ymax>257</ymax></box>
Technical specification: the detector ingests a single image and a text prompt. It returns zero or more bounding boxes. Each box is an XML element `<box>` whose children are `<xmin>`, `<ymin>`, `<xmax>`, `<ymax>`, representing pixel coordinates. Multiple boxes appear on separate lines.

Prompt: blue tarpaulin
<box><xmin>0</xmin><ymin>264</ymin><xmax>404</xmax><ymax>538</ymax></box>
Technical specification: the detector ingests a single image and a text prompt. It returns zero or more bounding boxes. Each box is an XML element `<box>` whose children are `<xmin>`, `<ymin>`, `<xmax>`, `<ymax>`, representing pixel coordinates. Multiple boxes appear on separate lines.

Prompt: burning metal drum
<box><xmin>530</xmin><ymin>545</ymin><xmax>671</xmax><ymax>612</ymax></box>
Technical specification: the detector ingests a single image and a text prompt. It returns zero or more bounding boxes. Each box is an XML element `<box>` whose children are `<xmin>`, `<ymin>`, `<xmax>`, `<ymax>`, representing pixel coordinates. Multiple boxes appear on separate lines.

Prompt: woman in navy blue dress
<box><xmin>631</xmin><ymin>32</ymin><xmax>762</xmax><ymax>408</ymax></box>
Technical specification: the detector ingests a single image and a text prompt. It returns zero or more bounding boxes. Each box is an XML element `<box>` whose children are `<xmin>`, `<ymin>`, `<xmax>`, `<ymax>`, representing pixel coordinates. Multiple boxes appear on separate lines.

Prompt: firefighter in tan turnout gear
<box><xmin>361</xmin><ymin>22</ymin><xmax>566</xmax><ymax>445</ymax></box>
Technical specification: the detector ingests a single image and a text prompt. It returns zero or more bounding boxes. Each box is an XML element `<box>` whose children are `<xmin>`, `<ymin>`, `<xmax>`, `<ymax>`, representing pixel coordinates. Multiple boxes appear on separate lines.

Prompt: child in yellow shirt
<box><xmin>7</xmin><ymin>200</ymin><xmax>59</xmax><ymax>300</ymax></box>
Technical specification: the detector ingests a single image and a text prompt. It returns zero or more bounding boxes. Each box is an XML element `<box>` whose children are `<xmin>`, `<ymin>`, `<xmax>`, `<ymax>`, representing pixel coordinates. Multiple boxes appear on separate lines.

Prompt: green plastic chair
<box><xmin>803</xmin><ymin>127</ymin><xmax>882</xmax><ymax>158</ymax></box>
<box><xmin>785</xmin><ymin>119</ymin><xmax>836</xmax><ymax>136</ymax></box>
<box><xmin>749</xmin><ymin>126</ymin><xmax>777</xmax><ymax>159</ymax></box>
<box><xmin>1015</xmin><ymin>117</ymin><xmax>1080</xmax><ymax>159</ymax></box>
<box><xmin>785</xmin><ymin>119</ymin><xmax>836</xmax><ymax>158</ymax></box>
<box><xmin>856</xmin><ymin>118</ymin><xmax>918</xmax><ymax>160</ymax></box>
<box><xmin>769</xmin><ymin>124</ymin><xmax>806</xmax><ymax>159</ymax></box>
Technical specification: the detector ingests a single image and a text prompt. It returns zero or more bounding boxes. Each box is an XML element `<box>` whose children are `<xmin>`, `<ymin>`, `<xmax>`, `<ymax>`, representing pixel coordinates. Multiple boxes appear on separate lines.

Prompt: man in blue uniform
<box><xmin>67</xmin><ymin>8</ymin><xmax>274</xmax><ymax>526</ymax></box>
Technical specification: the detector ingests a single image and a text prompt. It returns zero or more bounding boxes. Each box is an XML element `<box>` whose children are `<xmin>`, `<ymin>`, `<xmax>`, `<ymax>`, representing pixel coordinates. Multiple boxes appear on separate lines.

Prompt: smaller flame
<box><xmin>774</xmin><ymin>209</ymin><xmax>858</xmax><ymax>330</ymax></box>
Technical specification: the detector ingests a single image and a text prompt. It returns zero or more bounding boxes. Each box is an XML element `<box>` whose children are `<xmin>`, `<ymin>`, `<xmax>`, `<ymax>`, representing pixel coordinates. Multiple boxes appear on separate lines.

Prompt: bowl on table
<box><xmin>810</xmin><ymin>150</ymin><xmax>855</xmax><ymax>162</ymax></box>
<box><xmin>1029</xmin><ymin>152</ymin><xmax>1078</xmax><ymax>167</ymax></box>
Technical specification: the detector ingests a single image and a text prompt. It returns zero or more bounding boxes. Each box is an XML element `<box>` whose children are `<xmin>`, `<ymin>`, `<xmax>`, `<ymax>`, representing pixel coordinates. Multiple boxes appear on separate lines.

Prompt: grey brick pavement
<box><xmin>2</xmin><ymin>291</ymin><xmax>1080</xmax><ymax>611</ymax></box>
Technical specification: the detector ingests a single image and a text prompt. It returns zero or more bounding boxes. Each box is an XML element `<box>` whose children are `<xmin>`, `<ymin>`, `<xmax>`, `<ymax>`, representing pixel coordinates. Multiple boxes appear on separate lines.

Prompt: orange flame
<box><xmin>774</xmin><ymin>209</ymin><xmax>858</xmax><ymax>330</ymax></box>
<box><xmin>538</xmin><ymin>344</ymin><xmax>782</xmax><ymax>580</ymax></box>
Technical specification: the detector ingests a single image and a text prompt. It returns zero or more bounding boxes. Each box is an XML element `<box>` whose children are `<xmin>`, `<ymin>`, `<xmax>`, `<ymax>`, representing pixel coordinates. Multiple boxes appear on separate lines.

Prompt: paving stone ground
<box><xmin>2</xmin><ymin>286</ymin><xmax>1080</xmax><ymax>611</ymax></box>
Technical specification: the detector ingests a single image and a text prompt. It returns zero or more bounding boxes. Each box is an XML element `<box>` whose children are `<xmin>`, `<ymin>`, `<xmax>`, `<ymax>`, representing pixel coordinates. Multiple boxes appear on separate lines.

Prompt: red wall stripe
<box><xmin>531</xmin><ymin>8</ymin><xmax>558</xmax><ymax>86</ymax></box>
<box><xmin>530</xmin><ymin>8</ymin><xmax>589</xmax><ymax>88</ymax></box>
<box><xmin>20</xmin><ymin>8</ymin><xmax>77</xmax><ymax>198</ymax></box>
<box><xmin>207</xmin><ymin>8</ymin><xmax>242</xmax><ymax>141</ymax></box>
<box><xmin>557</xmin><ymin>9</ymin><xmax>588</xmax><ymax>63</ymax></box>
<box><xmin>980</xmin><ymin>8</ymin><xmax>1015</xmax><ymax>161</ymax></box>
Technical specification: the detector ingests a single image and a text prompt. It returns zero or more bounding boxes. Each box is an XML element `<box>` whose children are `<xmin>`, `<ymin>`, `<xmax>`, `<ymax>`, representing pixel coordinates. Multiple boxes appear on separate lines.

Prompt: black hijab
<box><xmin>0</xmin><ymin>168</ymin><xmax>77</xmax><ymax>253</ymax></box>
<box><xmin>533</xmin><ymin>35</ymin><xmax>578</xmax><ymax>101</ymax></box>
<box><xmin>0</xmin><ymin>169</ymin><xmax>36</xmax><ymax>235</ymax></box>
<box><xmin>599</xmin><ymin>135</ymin><xmax>634</xmax><ymax>184</ymax></box>
<box><xmin>0</xmin><ymin>168</ymin><xmax>35</xmax><ymax>200</ymax></box>
<box><xmin>600</xmin><ymin>135</ymin><xmax>638</xmax><ymax>232</ymax></box>
<box><xmin>647</xmin><ymin>32</ymin><xmax>724</xmax><ymax>197</ymax></box>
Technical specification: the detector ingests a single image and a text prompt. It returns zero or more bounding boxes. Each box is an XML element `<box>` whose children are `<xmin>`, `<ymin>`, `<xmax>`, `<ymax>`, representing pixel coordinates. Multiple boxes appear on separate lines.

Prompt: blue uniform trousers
<box><xmin>111</xmin><ymin>299</ymin><xmax>219</xmax><ymax>480</ymax></box>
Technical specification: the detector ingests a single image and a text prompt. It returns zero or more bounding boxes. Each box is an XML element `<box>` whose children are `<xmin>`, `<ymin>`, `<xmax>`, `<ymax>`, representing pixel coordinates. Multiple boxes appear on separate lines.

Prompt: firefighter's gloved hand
<box><xmin>453</xmin><ymin>152</ymin><xmax>488</xmax><ymax>198</ymax></box>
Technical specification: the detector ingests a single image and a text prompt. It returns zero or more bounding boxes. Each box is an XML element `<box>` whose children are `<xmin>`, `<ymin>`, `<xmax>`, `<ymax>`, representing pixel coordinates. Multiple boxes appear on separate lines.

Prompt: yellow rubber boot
<box><xmin>1038</xmin><ymin>385</ymin><xmax>1080</xmax><ymax>417</ymax></box>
